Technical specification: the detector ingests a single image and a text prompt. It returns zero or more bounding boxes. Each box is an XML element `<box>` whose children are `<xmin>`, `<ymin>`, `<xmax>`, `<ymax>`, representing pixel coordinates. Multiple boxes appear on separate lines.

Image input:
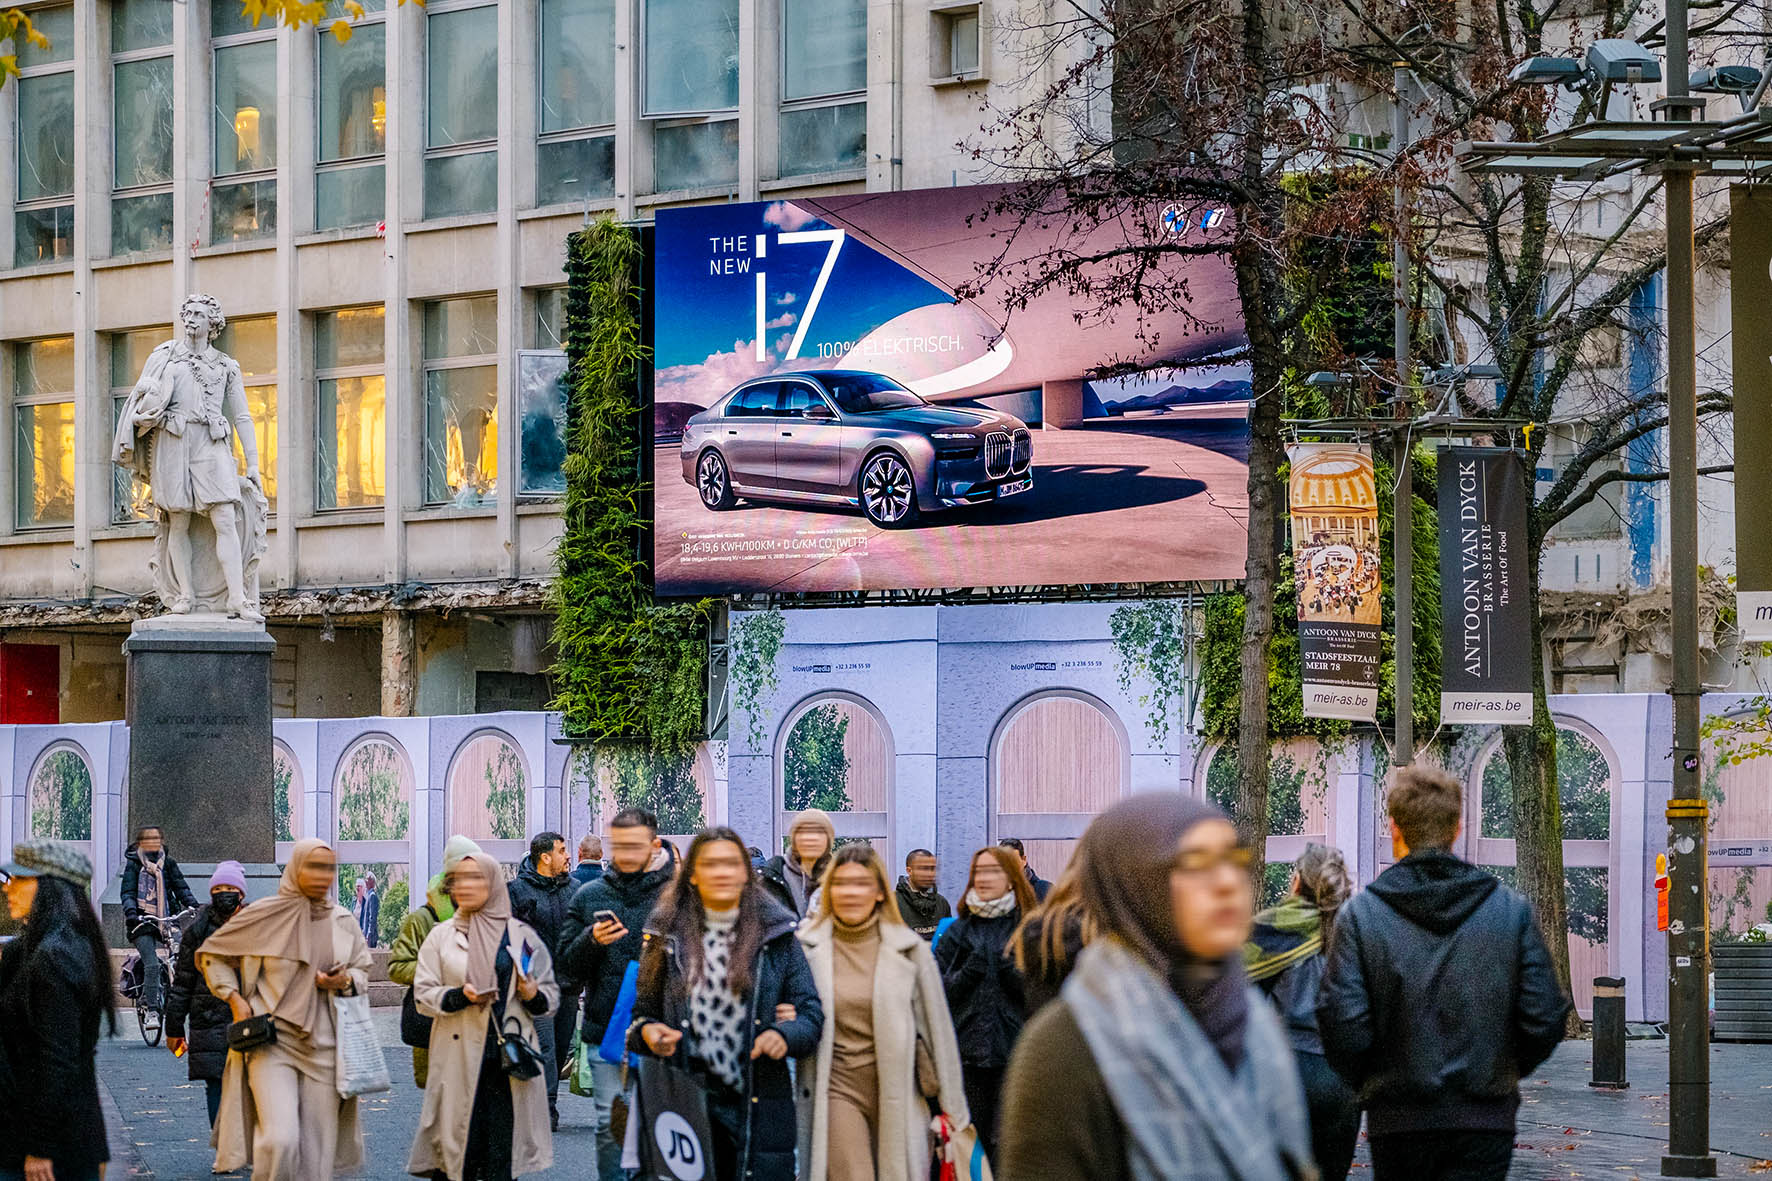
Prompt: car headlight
<box><xmin>930</xmin><ymin>431</ymin><xmax>974</xmax><ymax>440</ymax></box>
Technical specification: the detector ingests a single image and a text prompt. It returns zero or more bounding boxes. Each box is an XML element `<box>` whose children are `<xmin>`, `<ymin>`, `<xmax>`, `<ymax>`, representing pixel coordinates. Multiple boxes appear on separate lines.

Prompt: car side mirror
<box><xmin>806</xmin><ymin>403</ymin><xmax>836</xmax><ymax>421</ymax></box>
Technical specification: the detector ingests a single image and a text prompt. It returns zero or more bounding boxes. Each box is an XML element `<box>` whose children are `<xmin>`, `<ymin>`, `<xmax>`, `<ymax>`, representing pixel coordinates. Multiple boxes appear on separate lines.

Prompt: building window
<box><xmin>12</xmin><ymin>6</ymin><xmax>75</xmax><ymax>267</ymax></box>
<box><xmin>109</xmin><ymin>325</ymin><xmax>170</xmax><ymax>522</ymax></box>
<box><xmin>12</xmin><ymin>336</ymin><xmax>76</xmax><ymax>530</ymax></box>
<box><xmin>217</xmin><ymin>316</ymin><xmax>279</xmax><ymax>510</ymax></box>
<box><xmin>212</xmin><ymin>11</ymin><xmax>279</xmax><ymax>244</ymax></box>
<box><xmin>536</xmin><ymin>0</ymin><xmax>616</xmax><ymax>207</ymax></box>
<box><xmin>654</xmin><ymin>119</ymin><xmax>740</xmax><ymax>191</ymax></box>
<box><xmin>931</xmin><ymin>4</ymin><xmax>983</xmax><ymax>78</ymax></box>
<box><xmin>315</xmin><ymin>306</ymin><xmax>386</xmax><ymax>510</ymax></box>
<box><xmin>533</xmin><ymin>287</ymin><xmax>567</xmax><ymax>349</ymax></box>
<box><xmin>780</xmin><ymin>0</ymin><xmax>865</xmax><ymax>176</ymax></box>
<box><xmin>422</xmin><ymin>296</ymin><xmax>498</xmax><ymax>506</ymax></box>
<box><xmin>426</xmin><ymin>6</ymin><xmax>498</xmax><ymax>219</ymax></box>
<box><xmin>316</xmin><ymin>8</ymin><xmax>387</xmax><ymax>231</ymax></box>
<box><xmin>644</xmin><ymin>0</ymin><xmax>738</xmax><ymax>191</ymax></box>
<box><xmin>112</xmin><ymin>0</ymin><xmax>175</xmax><ymax>255</ymax></box>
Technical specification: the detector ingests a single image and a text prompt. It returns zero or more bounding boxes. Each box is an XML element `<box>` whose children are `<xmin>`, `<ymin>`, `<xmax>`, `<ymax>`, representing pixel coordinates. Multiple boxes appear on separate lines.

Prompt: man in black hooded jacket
<box><xmin>1318</xmin><ymin>767</ymin><xmax>1571</xmax><ymax>1180</ymax></box>
<box><xmin>508</xmin><ymin>830</ymin><xmax>576</xmax><ymax>1129</ymax></box>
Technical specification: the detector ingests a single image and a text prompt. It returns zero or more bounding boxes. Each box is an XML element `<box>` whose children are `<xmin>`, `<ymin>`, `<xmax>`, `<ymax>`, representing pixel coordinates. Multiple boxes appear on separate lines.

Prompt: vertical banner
<box><xmin>1732</xmin><ymin>186</ymin><xmax>1772</xmax><ymax>639</ymax></box>
<box><xmin>1438</xmin><ymin>448</ymin><xmax>1532</xmax><ymax>723</ymax></box>
<box><xmin>1289</xmin><ymin>444</ymin><xmax>1381</xmax><ymax>721</ymax></box>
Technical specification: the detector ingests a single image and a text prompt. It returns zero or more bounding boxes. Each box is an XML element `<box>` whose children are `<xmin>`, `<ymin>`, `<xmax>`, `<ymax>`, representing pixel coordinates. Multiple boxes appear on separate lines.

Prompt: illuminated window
<box><xmin>217</xmin><ymin>316</ymin><xmax>279</xmax><ymax>511</ymax></box>
<box><xmin>13</xmin><ymin>336</ymin><xmax>76</xmax><ymax>530</ymax></box>
<box><xmin>316</xmin><ymin>2</ymin><xmax>387</xmax><ymax>231</ymax></box>
<box><xmin>112</xmin><ymin>0</ymin><xmax>174</xmax><ymax>254</ymax></box>
<box><xmin>536</xmin><ymin>0</ymin><xmax>615</xmax><ymax>206</ymax></box>
<box><xmin>12</xmin><ymin>6</ymin><xmax>75</xmax><ymax>267</ymax></box>
<box><xmin>110</xmin><ymin>325</ymin><xmax>171</xmax><ymax>523</ymax></box>
<box><xmin>779</xmin><ymin>0</ymin><xmax>865</xmax><ymax>177</ymax></box>
<box><xmin>426</xmin><ymin>5</ymin><xmax>498</xmax><ymax>218</ymax></box>
<box><xmin>422</xmin><ymin>296</ymin><xmax>498</xmax><ymax>506</ymax></box>
<box><xmin>315</xmin><ymin>306</ymin><xmax>387</xmax><ymax>510</ymax></box>
<box><xmin>212</xmin><ymin>7</ymin><xmax>279</xmax><ymax>244</ymax></box>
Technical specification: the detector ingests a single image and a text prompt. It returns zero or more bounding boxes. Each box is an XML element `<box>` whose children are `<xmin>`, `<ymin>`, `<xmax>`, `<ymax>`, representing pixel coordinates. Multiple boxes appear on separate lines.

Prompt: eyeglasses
<box><xmin>1174</xmin><ymin>845</ymin><xmax>1256</xmax><ymax>876</ymax></box>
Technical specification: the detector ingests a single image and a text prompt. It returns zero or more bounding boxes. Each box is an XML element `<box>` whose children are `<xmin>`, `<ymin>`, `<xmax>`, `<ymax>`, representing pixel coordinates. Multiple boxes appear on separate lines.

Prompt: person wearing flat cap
<box><xmin>0</xmin><ymin>839</ymin><xmax>117</xmax><ymax>1181</ymax></box>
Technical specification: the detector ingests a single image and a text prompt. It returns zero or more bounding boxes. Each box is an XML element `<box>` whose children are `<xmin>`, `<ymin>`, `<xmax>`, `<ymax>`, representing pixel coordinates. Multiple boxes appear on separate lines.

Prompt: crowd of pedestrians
<box><xmin>0</xmin><ymin>762</ymin><xmax>1575</xmax><ymax>1181</ymax></box>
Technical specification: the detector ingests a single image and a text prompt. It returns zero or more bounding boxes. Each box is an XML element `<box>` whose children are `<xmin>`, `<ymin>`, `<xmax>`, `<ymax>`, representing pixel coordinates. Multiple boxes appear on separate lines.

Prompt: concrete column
<box><xmin>865</xmin><ymin>0</ymin><xmax>901</xmax><ymax>193</ymax></box>
<box><xmin>273</xmin><ymin>21</ymin><xmax>309</xmax><ymax>588</ymax></box>
<box><xmin>494</xmin><ymin>0</ymin><xmax>520</xmax><ymax>577</ymax></box>
<box><xmin>614</xmin><ymin>0</ymin><xmax>639</xmax><ymax>218</ymax></box>
<box><xmin>1041</xmin><ymin>379</ymin><xmax>1086</xmax><ymax>429</ymax></box>
<box><xmin>170</xmin><ymin>0</ymin><xmax>199</xmax><ymax>294</ymax></box>
<box><xmin>71</xmin><ymin>0</ymin><xmax>104</xmax><ymax>599</ymax></box>
<box><xmin>737</xmin><ymin>0</ymin><xmax>761</xmax><ymax>199</ymax></box>
<box><xmin>382</xmin><ymin>1</ymin><xmax>420</xmax><ymax>587</ymax></box>
<box><xmin>380</xmin><ymin>608</ymin><xmax>417</xmax><ymax>717</ymax></box>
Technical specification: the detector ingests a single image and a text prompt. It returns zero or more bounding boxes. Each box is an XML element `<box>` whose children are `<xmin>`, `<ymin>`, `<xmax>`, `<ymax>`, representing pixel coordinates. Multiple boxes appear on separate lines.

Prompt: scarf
<box><xmin>1077</xmin><ymin>793</ymin><xmax>1250</xmax><ymax>1071</ymax></box>
<box><xmin>454</xmin><ymin>852</ymin><xmax>512</xmax><ymax>994</ymax></box>
<box><xmin>963</xmin><ymin>888</ymin><xmax>1017</xmax><ymax>920</ymax></box>
<box><xmin>195</xmin><ymin>838</ymin><xmax>338</xmax><ymax>1038</ymax></box>
<box><xmin>1064</xmin><ymin>940</ymin><xmax>1309</xmax><ymax>1181</ymax></box>
<box><xmin>138</xmin><ymin>850</ymin><xmax>167</xmax><ymax>918</ymax></box>
<box><xmin>690</xmin><ymin>906</ymin><xmax>747</xmax><ymax>1090</ymax></box>
<box><xmin>1242</xmin><ymin>896</ymin><xmax>1323</xmax><ymax>983</ymax></box>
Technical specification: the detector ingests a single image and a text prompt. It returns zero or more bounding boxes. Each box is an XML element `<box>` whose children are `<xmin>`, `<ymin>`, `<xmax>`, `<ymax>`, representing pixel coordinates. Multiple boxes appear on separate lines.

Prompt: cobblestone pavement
<box><xmin>97</xmin><ymin>1011</ymin><xmax>1772</xmax><ymax>1179</ymax></box>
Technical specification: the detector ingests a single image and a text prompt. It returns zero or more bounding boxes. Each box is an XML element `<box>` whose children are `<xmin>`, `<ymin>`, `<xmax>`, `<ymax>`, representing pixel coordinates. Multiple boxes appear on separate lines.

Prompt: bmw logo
<box><xmin>1161</xmin><ymin>204</ymin><xmax>1188</xmax><ymax>238</ymax></box>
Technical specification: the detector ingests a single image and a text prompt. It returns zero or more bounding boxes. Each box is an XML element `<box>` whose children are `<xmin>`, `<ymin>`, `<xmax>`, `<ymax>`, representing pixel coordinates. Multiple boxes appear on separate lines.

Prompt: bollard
<box><xmin>1589</xmin><ymin>976</ymin><xmax>1629</xmax><ymax>1089</ymax></box>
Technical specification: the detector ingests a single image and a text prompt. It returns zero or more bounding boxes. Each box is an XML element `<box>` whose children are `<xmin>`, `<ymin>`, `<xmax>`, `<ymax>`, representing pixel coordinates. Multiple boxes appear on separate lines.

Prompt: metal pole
<box><xmin>1661</xmin><ymin>0</ymin><xmax>1714</xmax><ymax>1169</ymax></box>
<box><xmin>1392</xmin><ymin>62</ymin><xmax>1414</xmax><ymax>768</ymax></box>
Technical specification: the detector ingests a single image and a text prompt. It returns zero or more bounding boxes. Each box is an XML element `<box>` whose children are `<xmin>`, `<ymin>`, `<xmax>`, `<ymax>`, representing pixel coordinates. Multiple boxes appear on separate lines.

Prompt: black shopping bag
<box><xmin>636</xmin><ymin>1055</ymin><xmax>716</xmax><ymax>1181</ymax></box>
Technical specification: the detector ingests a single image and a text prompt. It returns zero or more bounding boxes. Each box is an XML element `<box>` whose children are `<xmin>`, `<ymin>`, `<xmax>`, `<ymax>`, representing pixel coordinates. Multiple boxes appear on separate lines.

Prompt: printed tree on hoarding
<box><xmin>484</xmin><ymin>743</ymin><xmax>527</xmax><ymax>840</ymax></box>
<box><xmin>336</xmin><ymin>740</ymin><xmax>410</xmax><ymax>842</ymax></box>
<box><xmin>273</xmin><ymin>748</ymin><xmax>295</xmax><ymax>843</ymax></box>
<box><xmin>783</xmin><ymin>705</ymin><xmax>853</xmax><ymax>814</ymax></box>
<box><xmin>600</xmin><ymin>747</ymin><xmax>704</xmax><ymax>835</ymax></box>
<box><xmin>30</xmin><ymin>748</ymin><xmax>91</xmax><ymax>841</ymax></box>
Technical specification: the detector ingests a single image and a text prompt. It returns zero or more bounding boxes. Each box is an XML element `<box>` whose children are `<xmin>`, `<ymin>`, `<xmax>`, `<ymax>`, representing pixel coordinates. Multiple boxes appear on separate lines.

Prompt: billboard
<box><xmin>650</xmin><ymin>186</ymin><xmax>1251</xmax><ymax>595</ymax></box>
<box><xmin>1288</xmin><ymin>444</ymin><xmax>1381</xmax><ymax>721</ymax></box>
<box><xmin>1732</xmin><ymin>186</ymin><xmax>1772</xmax><ymax>638</ymax></box>
<box><xmin>1438</xmin><ymin>448</ymin><xmax>1532</xmax><ymax>723</ymax></box>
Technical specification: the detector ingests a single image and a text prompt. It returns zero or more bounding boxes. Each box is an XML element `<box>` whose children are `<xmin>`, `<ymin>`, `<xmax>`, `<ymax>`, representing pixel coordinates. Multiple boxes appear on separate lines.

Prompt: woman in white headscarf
<box><xmin>409</xmin><ymin>851</ymin><xmax>558</xmax><ymax>1180</ymax></box>
<box><xmin>196</xmin><ymin>838</ymin><xmax>372</xmax><ymax>1179</ymax></box>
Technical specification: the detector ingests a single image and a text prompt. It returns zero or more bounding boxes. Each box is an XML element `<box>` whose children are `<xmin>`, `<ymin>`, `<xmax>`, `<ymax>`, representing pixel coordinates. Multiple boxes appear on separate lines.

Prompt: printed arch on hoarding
<box><xmin>28</xmin><ymin>740</ymin><xmax>93</xmax><ymax>843</ymax></box>
<box><xmin>447</xmin><ymin>729</ymin><xmax>531</xmax><ymax>847</ymax></box>
<box><xmin>273</xmin><ymin>739</ymin><xmax>302</xmax><ymax>844</ymax></box>
<box><xmin>990</xmin><ymin>689</ymin><xmax>1130</xmax><ymax>883</ymax></box>
<box><xmin>333</xmin><ymin>733</ymin><xmax>414</xmax><ymax>844</ymax></box>
<box><xmin>775</xmin><ymin>690</ymin><xmax>893</xmax><ymax>865</ymax></box>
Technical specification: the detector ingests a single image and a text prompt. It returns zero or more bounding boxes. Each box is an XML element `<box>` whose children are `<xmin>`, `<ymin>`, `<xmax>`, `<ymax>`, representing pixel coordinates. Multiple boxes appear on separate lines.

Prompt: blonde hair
<box><xmin>815</xmin><ymin>845</ymin><xmax>906</xmax><ymax>926</ymax></box>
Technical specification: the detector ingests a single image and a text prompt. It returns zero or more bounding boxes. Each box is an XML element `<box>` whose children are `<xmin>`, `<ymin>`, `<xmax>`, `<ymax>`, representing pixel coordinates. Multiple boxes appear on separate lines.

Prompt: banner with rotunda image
<box><xmin>1288</xmin><ymin>444</ymin><xmax>1381</xmax><ymax>721</ymax></box>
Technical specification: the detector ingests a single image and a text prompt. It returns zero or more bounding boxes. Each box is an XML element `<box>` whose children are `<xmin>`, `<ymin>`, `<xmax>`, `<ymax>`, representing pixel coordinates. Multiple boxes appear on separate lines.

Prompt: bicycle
<box><xmin>120</xmin><ymin>906</ymin><xmax>198</xmax><ymax>1047</ymax></box>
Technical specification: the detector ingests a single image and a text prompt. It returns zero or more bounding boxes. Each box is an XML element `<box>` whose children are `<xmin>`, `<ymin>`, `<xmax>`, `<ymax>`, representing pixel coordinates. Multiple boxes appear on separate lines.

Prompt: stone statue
<box><xmin>112</xmin><ymin>294</ymin><xmax>269</xmax><ymax>624</ymax></box>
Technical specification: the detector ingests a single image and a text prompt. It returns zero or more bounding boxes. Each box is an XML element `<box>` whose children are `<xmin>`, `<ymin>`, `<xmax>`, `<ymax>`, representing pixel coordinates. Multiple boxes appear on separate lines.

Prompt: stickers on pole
<box><xmin>1438</xmin><ymin>447</ymin><xmax>1532</xmax><ymax>723</ymax></box>
<box><xmin>1288</xmin><ymin>444</ymin><xmax>1381</xmax><ymax>720</ymax></box>
<box><xmin>1731</xmin><ymin>186</ymin><xmax>1772</xmax><ymax>639</ymax></box>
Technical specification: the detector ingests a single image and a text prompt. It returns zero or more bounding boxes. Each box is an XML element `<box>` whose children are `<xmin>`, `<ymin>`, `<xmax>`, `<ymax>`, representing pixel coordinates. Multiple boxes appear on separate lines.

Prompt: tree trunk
<box><xmin>1236</xmin><ymin>363</ymin><xmax>1282</xmax><ymax>870</ymax></box>
<box><xmin>1501</xmin><ymin>531</ymin><xmax>1579</xmax><ymax>1031</ymax></box>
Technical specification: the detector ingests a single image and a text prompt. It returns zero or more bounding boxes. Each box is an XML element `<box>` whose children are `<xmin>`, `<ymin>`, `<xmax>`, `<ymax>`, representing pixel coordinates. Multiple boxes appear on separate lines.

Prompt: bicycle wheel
<box><xmin>139</xmin><ymin>1002</ymin><xmax>162</xmax><ymax>1046</ymax></box>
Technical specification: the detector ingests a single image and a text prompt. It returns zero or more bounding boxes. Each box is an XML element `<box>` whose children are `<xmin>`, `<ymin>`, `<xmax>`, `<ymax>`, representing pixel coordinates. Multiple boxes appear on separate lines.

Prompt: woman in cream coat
<box><xmin>797</xmin><ymin>846</ymin><xmax>971</xmax><ymax>1181</ymax></box>
<box><xmin>408</xmin><ymin>851</ymin><xmax>558</xmax><ymax>1181</ymax></box>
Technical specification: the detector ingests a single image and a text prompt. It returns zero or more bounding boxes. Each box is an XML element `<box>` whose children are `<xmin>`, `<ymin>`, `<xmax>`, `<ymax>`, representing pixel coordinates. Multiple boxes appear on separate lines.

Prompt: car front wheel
<box><xmin>860</xmin><ymin>452</ymin><xmax>918</xmax><ymax>528</ymax></box>
<box><xmin>697</xmin><ymin>450</ymin><xmax>736</xmax><ymax>510</ymax></box>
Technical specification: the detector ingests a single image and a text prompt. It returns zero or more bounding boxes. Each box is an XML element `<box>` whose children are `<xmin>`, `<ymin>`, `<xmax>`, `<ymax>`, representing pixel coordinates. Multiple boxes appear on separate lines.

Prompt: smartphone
<box><xmin>594</xmin><ymin>909</ymin><xmax>620</xmax><ymax>927</ymax></box>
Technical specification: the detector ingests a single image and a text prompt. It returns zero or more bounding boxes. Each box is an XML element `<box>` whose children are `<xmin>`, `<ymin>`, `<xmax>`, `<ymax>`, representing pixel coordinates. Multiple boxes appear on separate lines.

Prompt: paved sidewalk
<box><xmin>96</xmin><ymin>1011</ymin><xmax>1772</xmax><ymax>1179</ymax></box>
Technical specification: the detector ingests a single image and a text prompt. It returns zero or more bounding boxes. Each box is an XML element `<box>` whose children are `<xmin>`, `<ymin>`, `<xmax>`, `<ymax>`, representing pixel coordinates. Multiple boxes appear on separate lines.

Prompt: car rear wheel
<box><xmin>697</xmin><ymin>450</ymin><xmax>736</xmax><ymax>510</ymax></box>
<box><xmin>860</xmin><ymin>452</ymin><xmax>918</xmax><ymax>528</ymax></box>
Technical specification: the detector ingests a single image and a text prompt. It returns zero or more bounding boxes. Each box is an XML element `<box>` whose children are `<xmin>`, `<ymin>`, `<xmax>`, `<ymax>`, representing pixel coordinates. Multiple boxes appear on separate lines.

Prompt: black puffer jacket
<box><xmin>627</xmin><ymin>902</ymin><xmax>824</xmax><ymax>1181</ymax></box>
<box><xmin>757</xmin><ymin>854</ymin><xmax>826</xmax><ymax>918</ymax></box>
<box><xmin>935</xmin><ymin>909</ymin><xmax>1028</xmax><ymax>1068</ymax></box>
<box><xmin>164</xmin><ymin>901</ymin><xmax>235</xmax><ymax>1081</ymax></box>
<box><xmin>508</xmin><ymin>855</ymin><xmax>578</xmax><ymax>985</ymax></box>
<box><xmin>559</xmin><ymin>860</ymin><xmax>675</xmax><ymax>1039</ymax></box>
<box><xmin>0</xmin><ymin>928</ymin><xmax>110</xmax><ymax>1171</ymax></box>
<box><xmin>1317</xmin><ymin>849</ymin><xmax>1572</xmax><ymax>1136</ymax></box>
<box><xmin>120</xmin><ymin>845</ymin><xmax>198</xmax><ymax>940</ymax></box>
<box><xmin>894</xmin><ymin>877</ymin><xmax>952</xmax><ymax>940</ymax></box>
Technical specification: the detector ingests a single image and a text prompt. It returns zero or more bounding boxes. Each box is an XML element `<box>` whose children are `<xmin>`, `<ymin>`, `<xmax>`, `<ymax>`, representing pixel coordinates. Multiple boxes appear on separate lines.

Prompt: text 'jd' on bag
<box><xmin>636</xmin><ymin>1054</ymin><xmax>716</xmax><ymax>1181</ymax></box>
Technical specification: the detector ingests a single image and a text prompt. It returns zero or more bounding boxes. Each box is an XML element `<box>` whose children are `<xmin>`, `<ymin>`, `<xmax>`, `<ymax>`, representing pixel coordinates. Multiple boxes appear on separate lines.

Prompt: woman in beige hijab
<box><xmin>409</xmin><ymin>850</ymin><xmax>558</xmax><ymax>1180</ymax></box>
<box><xmin>197</xmin><ymin>838</ymin><xmax>372</xmax><ymax>1179</ymax></box>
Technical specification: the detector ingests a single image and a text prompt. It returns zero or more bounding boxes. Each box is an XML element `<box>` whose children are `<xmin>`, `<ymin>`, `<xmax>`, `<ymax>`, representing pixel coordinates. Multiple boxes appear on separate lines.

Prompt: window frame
<box><xmin>313</xmin><ymin>10</ymin><xmax>389</xmax><ymax>230</ymax></box>
<box><xmin>313</xmin><ymin>305</ymin><xmax>388</xmax><ymax>513</ymax></box>
<box><xmin>110</xmin><ymin>33</ymin><xmax>175</xmax><ymax>255</ymax></box>
<box><xmin>641</xmin><ymin>0</ymin><xmax>740</xmax><ymax>120</ymax></box>
<box><xmin>107</xmin><ymin>324</ymin><xmax>171</xmax><ymax>524</ymax></box>
<box><xmin>420</xmin><ymin>295</ymin><xmax>499</xmax><ymax>506</ymax></box>
<box><xmin>219</xmin><ymin>315</ymin><xmax>280</xmax><ymax>512</ymax></box>
<box><xmin>211</xmin><ymin>22</ymin><xmax>281</xmax><ymax>245</ymax></box>
<box><xmin>11</xmin><ymin>335</ymin><xmax>78</xmax><ymax>532</ymax></box>
<box><xmin>12</xmin><ymin>15</ymin><xmax>77</xmax><ymax>267</ymax></box>
<box><xmin>423</xmin><ymin>1</ymin><xmax>499</xmax><ymax>218</ymax></box>
<box><xmin>534</xmin><ymin>0</ymin><xmax>616</xmax><ymax>208</ymax></box>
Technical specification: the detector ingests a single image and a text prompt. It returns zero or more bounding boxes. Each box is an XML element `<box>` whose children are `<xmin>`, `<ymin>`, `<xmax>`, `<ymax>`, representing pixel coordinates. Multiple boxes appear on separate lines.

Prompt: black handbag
<box><xmin>226</xmin><ymin>1012</ymin><xmax>278</xmax><ymax>1052</ymax></box>
<box><xmin>400</xmin><ymin>986</ymin><xmax>433</xmax><ymax>1048</ymax></box>
<box><xmin>497</xmin><ymin>1015</ymin><xmax>544</xmax><ymax>1080</ymax></box>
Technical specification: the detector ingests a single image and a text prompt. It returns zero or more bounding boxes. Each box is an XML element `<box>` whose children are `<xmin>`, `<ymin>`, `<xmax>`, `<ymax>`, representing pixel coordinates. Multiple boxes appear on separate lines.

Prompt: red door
<box><xmin>0</xmin><ymin>644</ymin><xmax>60</xmax><ymax>723</ymax></box>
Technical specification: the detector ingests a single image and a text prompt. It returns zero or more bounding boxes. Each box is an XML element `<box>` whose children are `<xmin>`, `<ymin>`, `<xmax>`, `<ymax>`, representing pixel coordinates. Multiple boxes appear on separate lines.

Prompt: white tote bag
<box><xmin>333</xmin><ymin>992</ymin><xmax>392</xmax><ymax>1098</ymax></box>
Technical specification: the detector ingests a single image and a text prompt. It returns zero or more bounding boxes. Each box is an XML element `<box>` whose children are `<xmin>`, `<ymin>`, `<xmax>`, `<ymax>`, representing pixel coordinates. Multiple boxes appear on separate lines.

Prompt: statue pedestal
<box><xmin>123</xmin><ymin>617</ymin><xmax>277</xmax><ymax>865</ymax></box>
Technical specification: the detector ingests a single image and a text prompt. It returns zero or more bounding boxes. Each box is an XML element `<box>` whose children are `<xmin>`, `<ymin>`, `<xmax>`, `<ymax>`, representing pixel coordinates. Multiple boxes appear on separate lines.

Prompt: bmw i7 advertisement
<box><xmin>652</xmin><ymin>187</ymin><xmax>1252</xmax><ymax>595</ymax></box>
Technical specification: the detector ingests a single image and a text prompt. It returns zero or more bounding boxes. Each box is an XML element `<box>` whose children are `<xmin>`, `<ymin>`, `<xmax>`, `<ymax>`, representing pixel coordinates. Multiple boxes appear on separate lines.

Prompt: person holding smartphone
<box><xmin>409</xmin><ymin>852</ymin><xmax>558</xmax><ymax>1181</ymax></box>
<box><xmin>559</xmin><ymin>807</ymin><xmax>677</xmax><ymax>1181</ymax></box>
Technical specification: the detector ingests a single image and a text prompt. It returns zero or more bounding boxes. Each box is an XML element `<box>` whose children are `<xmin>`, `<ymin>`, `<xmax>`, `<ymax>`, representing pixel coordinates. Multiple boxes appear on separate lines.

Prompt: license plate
<box><xmin>999</xmin><ymin>478</ymin><xmax>1032</xmax><ymax>497</ymax></box>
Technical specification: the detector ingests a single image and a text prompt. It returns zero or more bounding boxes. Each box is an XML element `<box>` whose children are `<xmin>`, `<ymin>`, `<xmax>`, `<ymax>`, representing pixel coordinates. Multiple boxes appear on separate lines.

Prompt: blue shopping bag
<box><xmin>598</xmin><ymin>959</ymin><xmax>641</xmax><ymax>1065</ymax></box>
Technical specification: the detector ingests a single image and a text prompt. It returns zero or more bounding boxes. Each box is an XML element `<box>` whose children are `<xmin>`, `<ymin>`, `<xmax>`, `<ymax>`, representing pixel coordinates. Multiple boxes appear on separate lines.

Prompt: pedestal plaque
<box><xmin>123</xmin><ymin>617</ymin><xmax>277</xmax><ymax>864</ymax></box>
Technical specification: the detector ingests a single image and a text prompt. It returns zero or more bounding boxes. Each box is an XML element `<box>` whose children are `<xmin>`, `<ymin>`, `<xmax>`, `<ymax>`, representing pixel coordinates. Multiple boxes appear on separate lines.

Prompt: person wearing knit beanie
<box><xmin>442</xmin><ymin>834</ymin><xmax>483</xmax><ymax>875</ymax></box>
<box><xmin>209</xmin><ymin>860</ymin><xmax>248</xmax><ymax>895</ymax></box>
<box><xmin>759</xmin><ymin>809</ymin><xmax>836</xmax><ymax>918</ymax></box>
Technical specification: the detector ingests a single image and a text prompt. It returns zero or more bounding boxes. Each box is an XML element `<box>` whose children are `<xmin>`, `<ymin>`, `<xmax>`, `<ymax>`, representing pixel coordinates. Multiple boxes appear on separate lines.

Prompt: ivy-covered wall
<box><xmin>548</xmin><ymin>219</ymin><xmax>713</xmax><ymax>753</ymax></box>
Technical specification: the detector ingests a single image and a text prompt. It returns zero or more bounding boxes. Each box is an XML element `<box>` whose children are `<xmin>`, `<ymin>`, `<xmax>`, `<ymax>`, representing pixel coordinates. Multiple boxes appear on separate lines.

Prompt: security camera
<box><xmin>1585</xmin><ymin>40</ymin><xmax>1663</xmax><ymax>85</ymax></box>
